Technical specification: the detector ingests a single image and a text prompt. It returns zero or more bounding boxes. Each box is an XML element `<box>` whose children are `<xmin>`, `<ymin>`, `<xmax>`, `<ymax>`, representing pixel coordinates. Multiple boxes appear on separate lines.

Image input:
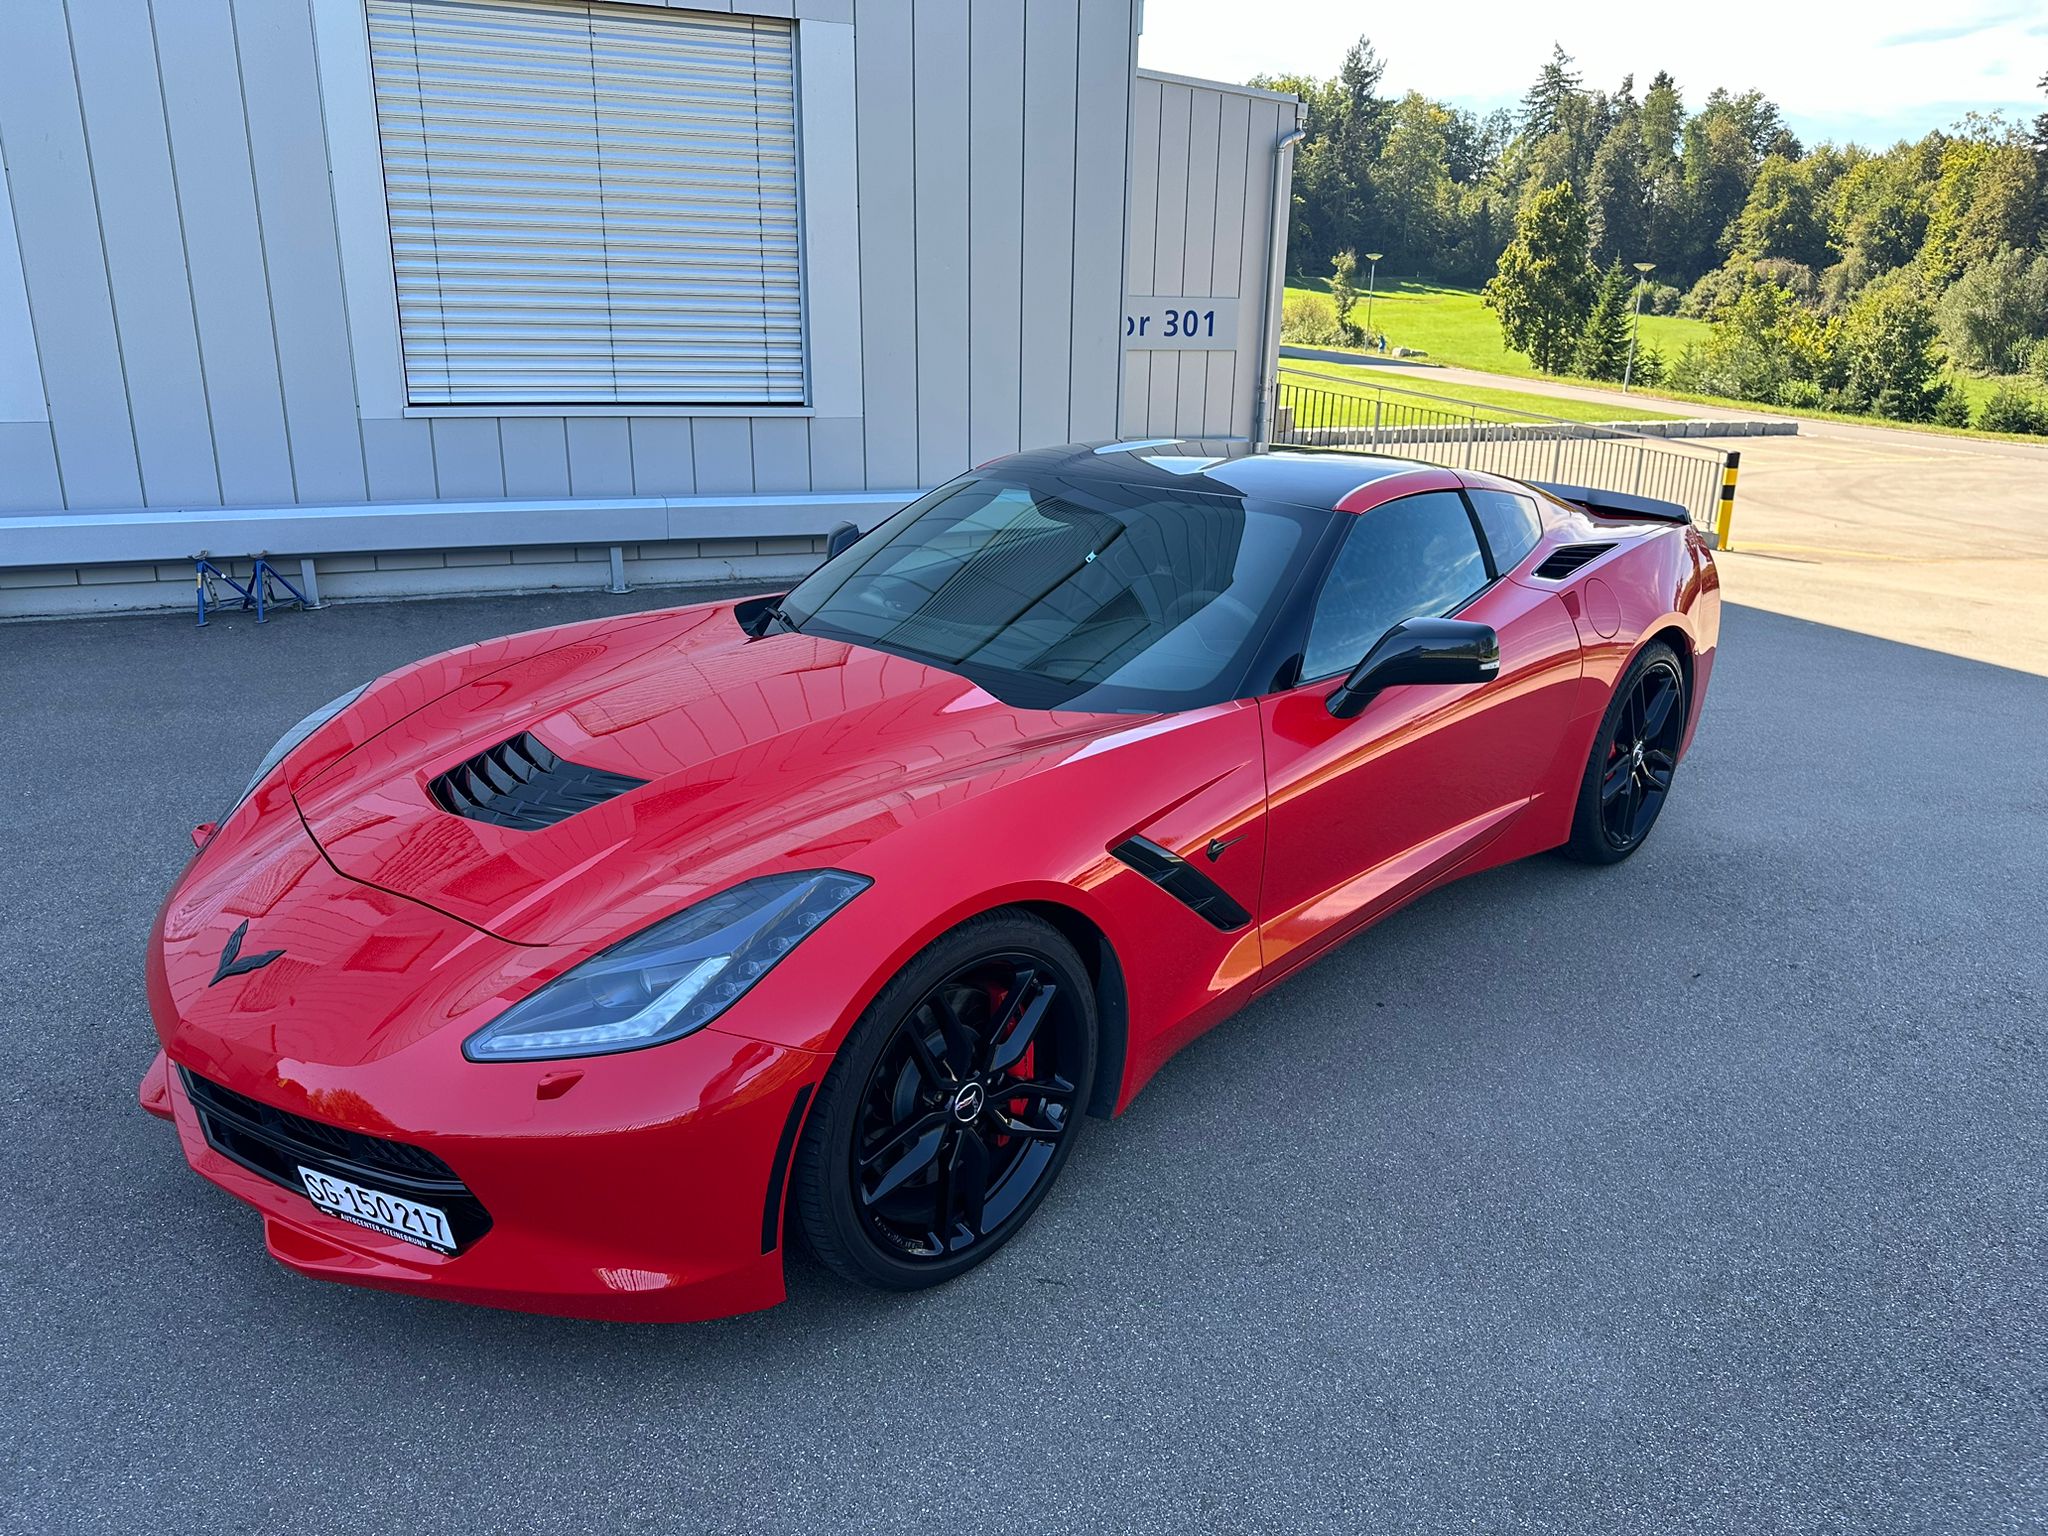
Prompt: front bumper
<box><xmin>140</xmin><ymin>1038</ymin><xmax>822</xmax><ymax>1323</ymax></box>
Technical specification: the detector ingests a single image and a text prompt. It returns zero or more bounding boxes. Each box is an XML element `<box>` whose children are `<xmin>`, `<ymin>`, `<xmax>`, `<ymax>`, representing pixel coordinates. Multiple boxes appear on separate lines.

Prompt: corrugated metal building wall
<box><xmin>0</xmin><ymin>0</ymin><xmax>1298</xmax><ymax>617</ymax></box>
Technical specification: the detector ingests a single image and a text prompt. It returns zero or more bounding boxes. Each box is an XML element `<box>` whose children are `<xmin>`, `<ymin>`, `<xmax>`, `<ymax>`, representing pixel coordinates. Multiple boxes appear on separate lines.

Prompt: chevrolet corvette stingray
<box><xmin>140</xmin><ymin>441</ymin><xmax>1719</xmax><ymax>1321</ymax></box>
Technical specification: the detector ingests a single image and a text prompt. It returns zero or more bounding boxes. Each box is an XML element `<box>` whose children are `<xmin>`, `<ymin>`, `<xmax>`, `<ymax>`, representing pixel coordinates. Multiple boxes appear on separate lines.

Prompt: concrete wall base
<box><xmin>0</xmin><ymin>538</ymin><xmax>824</xmax><ymax>621</ymax></box>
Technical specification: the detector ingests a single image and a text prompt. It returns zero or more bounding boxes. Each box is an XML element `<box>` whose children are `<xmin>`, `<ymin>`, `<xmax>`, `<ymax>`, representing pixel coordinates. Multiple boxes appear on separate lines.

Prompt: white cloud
<box><xmin>1137</xmin><ymin>0</ymin><xmax>2046</xmax><ymax>145</ymax></box>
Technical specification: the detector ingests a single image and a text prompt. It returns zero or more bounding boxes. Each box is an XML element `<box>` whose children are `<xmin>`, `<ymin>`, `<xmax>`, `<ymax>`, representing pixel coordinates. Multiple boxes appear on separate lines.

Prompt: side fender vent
<box><xmin>427</xmin><ymin>732</ymin><xmax>646</xmax><ymax>831</ymax></box>
<box><xmin>1532</xmin><ymin>542</ymin><xmax>1615</xmax><ymax>581</ymax></box>
<box><xmin>1109</xmin><ymin>836</ymin><xmax>1252</xmax><ymax>932</ymax></box>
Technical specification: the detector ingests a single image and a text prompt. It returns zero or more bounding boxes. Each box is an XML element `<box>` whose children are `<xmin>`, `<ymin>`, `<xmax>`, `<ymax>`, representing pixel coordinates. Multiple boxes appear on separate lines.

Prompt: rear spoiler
<box><xmin>1526</xmin><ymin>481</ymin><xmax>1691</xmax><ymax>525</ymax></box>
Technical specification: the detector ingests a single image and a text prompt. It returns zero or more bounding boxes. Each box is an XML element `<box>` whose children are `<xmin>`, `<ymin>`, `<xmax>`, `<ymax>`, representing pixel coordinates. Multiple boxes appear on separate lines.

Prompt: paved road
<box><xmin>1350</xmin><ymin>359</ymin><xmax>2048</xmax><ymax>673</ymax></box>
<box><xmin>3</xmin><ymin>588</ymin><xmax>2044</xmax><ymax>1534</ymax></box>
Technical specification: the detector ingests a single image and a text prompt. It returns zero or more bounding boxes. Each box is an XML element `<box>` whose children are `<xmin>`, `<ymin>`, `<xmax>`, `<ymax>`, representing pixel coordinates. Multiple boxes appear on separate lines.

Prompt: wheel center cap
<box><xmin>951</xmin><ymin>1082</ymin><xmax>986</xmax><ymax>1123</ymax></box>
<box><xmin>1632</xmin><ymin>741</ymin><xmax>1646</xmax><ymax>768</ymax></box>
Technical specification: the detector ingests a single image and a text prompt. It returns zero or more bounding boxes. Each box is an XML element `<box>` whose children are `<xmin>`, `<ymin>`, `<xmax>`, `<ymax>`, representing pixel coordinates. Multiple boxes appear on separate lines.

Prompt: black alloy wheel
<box><xmin>792</xmin><ymin>912</ymin><xmax>1096</xmax><ymax>1290</ymax></box>
<box><xmin>1564</xmin><ymin>640</ymin><xmax>1687</xmax><ymax>864</ymax></box>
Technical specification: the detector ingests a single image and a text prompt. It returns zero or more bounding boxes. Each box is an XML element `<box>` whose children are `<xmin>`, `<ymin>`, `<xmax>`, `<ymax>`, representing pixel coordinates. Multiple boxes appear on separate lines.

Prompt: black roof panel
<box><xmin>994</xmin><ymin>441</ymin><xmax>1441</xmax><ymax>511</ymax></box>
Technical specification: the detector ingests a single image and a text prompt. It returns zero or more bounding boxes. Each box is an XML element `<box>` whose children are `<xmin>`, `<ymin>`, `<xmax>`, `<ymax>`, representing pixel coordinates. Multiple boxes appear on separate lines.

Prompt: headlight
<box><xmin>229</xmin><ymin>684</ymin><xmax>369</xmax><ymax>815</ymax></box>
<box><xmin>463</xmin><ymin>870</ymin><xmax>871</xmax><ymax>1063</ymax></box>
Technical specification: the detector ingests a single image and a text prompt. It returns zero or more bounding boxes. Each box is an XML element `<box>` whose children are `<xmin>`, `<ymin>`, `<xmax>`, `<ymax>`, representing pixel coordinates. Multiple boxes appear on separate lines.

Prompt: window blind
<box><xmin>366</xmin><ymin>0</ymin><xmax>804</xmax><ymax>407</ymax></box>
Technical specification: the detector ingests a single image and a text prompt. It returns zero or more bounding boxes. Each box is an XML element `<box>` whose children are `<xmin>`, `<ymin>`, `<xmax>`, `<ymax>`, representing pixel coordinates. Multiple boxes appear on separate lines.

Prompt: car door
<box><xmin>1256</xmin><ymin>487</ymin><xmax>1582</xmax><ymax>977</ymax></box>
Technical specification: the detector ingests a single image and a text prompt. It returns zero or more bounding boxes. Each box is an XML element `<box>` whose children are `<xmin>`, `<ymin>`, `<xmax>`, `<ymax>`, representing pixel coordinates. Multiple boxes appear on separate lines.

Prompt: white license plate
<box><xmin>298</xmin><ymin>1166</ymin><xmax>456</xmax><ymax>1254</ymax></box>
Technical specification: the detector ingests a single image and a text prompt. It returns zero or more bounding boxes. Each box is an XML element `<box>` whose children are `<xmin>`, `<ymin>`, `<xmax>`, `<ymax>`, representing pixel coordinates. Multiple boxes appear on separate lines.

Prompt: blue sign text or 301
<box><xmin>1122</xmin><ymin>296</ymin><xmax>1239</xmax><ymax>351</ymax></box>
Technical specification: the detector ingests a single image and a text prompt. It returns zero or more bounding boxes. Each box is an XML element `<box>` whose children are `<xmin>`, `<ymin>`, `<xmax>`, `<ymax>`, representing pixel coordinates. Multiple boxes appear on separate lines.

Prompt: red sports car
<box><xmin>140</xmin><ymin>442</ymin><xmax>1718</xmax><ymax>1321</ymax></box>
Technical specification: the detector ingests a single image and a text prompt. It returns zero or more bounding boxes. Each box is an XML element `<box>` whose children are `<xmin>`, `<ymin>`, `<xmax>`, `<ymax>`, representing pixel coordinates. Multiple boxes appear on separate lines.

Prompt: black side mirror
<box><xmin>824</xmin><ymin>521</ymin><xmax>861</xmax><ymax>560</ymax></box>
<box><xmin>1325</xmin><ymin>617</ymin><xmax>1500</xmax><ymax>719</ymax></box>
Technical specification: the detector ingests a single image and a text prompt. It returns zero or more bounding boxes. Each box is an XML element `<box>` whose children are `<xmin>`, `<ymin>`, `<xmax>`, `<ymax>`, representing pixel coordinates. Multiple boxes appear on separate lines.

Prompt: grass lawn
<box><xmin>1279</xmin><ymin>362</ymin><xmax>1679</xmax><ymax>424</ymax></box>
<box><xmin>1286</xmin><ymin>276</ymin><xmax>1713</xmax><ymax>380</ymax></box>
<box><xmin>1286</xmin><ymin>277</ymin><xmax>2048</xmax><ymax>442</ymax></box>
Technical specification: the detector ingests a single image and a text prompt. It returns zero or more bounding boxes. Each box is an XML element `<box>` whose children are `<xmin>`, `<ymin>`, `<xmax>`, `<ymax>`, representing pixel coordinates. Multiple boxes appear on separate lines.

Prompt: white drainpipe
<box><xmin>1251</xmin><ymin>119</ymin><xmax>1307</xmax><ymax>451</ymax></box>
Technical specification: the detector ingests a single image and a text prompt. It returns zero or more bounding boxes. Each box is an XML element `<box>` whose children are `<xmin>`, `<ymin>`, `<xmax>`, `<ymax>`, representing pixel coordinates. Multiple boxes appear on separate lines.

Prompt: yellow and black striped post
<box><xmin>1715</xmin><ymin>450</ymin><xmax>1741</xmax><ymax>551</ymax></box>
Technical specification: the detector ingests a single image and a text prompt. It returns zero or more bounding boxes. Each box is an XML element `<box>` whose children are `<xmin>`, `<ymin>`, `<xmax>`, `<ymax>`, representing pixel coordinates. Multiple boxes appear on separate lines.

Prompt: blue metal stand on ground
<box><xmin>193</xmin><ymin>556</ymin><xmax>314</xmax><ymax>627</ymax></box>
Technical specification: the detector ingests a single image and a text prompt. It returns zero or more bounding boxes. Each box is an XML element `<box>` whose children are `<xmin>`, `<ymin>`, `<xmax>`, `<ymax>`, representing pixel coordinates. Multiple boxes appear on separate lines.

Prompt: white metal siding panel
<box><xmin>72</xmin><ymin>0</ymin><xmax>221</xmax><ymax>507</ymax></box>
<box><xmin>966</xmin><ymin>0</ymin><xmax>1024</xmax><ymax>469</ymax></box>
<box><xmin>852</xmin><ymin>0</ymin><xmax>916</xmax><ymax>487</ymax></box>
<box><xmin>691</xmin><ymin>415</ymin><xmax>754</xmax><ymax>492</ymax></box>
<box><xmin>0</xmin><ymin>133</ymin><xmax>47</xmax><ymax>425</ymax></box>
<box><xmin>430</xmin><ymin>417</ymin><xmax>507</xmax><ymax>496</ymax></box>
<box><xmin>156</xmin><ymin>0</ymin><xmax>298</xmax><ymax>507</ymax></box>
<box><xmin>750</xmin><ymin>414</ymin><xmax>809</xmax><ymax>492</ymax></box>
<box><xmin>361</xmin><ymin>416</ymin><xmax>441</xmax><ymax>499</ymax></box>
<box><xmin>1149</xmin><ymin>84</ymin><xmax>1190</xmax><ymax>299</ymax></box>
<box><xmin>367</xmin><ymin>0</ymin><xmax>804</xmax><ymax>406</ymax></box>
<box><xmin>567</xmin><ymin>415</ymin><xmax>634</xmax><ymax>495</ymax></box>
<box><xmin>235</xmin><ymin>0</ymin><xmax>370</xmax><ymax>505</ymax></box>
<box><xmin>910</xmin><ymin>0</ymin><xmax>968</xmax><ymax>485</ymax></box>
<box><xmin>500</xmin><ymin>416</ymin><xmax>573</xmax><ymax>496</ymax></box>
<box><xmin>795</xmin><ymin>20</ymin><xmax>860</xmax><ymax>423</ymax></box>
<box><xmin>629</xmin><ymin>417</ymin><xmax>697</xmax><ymax>494</ymax></box>
<box><xmin>1066</xmin><ymin>0</ymin><xmax>1134</xmax><ymax>441</ymax></box>
<box><xmin>1018</xmin><ymin>0</ymin><xmax>1078</xmax><ymax>451</ymax></box>
<box><xmin>0</xmin><ymin>423</ymin><xmax>64</xmax><ymax>513</ymax></box>
<box><xmin>1119</xmin><ymin>72</ymin><xmax>1159</xmax><ymax>436</ymax></box>
<box><xmin>808</xmin><ymin>413</ymin><xmax>863</xmax><ymax>487</ymax></box>
<box><xmin>0</xmin><ymin>0</ymin><xmax>143</xmax><ymax>509</ymax></box>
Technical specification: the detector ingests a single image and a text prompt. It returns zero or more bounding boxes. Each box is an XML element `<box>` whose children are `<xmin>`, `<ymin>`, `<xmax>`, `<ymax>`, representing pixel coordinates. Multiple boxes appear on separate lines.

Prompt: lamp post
<box><xmin>1622</xmin><ymin>261</ymin><xmax>1655</xmax><ymax>393</ymax></box>
<box><xmin>1363</xmin><ymin>252</ymin><xmax>1384</xmax><ymax>349</ymax></box>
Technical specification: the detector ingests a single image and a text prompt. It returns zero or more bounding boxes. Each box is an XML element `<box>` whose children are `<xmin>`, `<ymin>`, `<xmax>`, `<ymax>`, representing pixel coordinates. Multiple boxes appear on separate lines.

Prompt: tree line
<box><xmin>1260</xmin><ymin>41</ymin><xmax>2048</xmax><ymax>431</ymax></box>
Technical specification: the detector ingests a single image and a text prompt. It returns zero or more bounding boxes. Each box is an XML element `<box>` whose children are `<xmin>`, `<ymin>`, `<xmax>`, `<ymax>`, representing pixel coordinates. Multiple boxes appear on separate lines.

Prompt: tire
<box><xmin>1561</xmin><ymin>640</ymin><xmax>1687</xmax><ymax>865</ymax></box>
<box><xmin>791</xmin><ymin>909</ymin><xmax>1097</xmax><ymax>1292</ymax></box>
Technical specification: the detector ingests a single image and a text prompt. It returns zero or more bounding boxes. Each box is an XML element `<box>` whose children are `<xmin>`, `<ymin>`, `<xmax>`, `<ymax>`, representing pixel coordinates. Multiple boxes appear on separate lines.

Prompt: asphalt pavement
<box><xmin>2</xmin><ymin>586</ymin><xmax>2042</xmax><ymax>1534</ymax></box>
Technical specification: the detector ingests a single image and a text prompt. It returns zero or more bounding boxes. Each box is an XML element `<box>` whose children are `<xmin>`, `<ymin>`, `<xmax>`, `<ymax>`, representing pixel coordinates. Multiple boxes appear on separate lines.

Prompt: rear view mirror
<box><xmin>824</xmin><ymin>521</ymin><xmax>861</xmax><ymax>560</ymax></box>
<box><xmin>1325</xmin><ymin>618</ymin><xmax>1500</xmax><ymax>719</ymax></box>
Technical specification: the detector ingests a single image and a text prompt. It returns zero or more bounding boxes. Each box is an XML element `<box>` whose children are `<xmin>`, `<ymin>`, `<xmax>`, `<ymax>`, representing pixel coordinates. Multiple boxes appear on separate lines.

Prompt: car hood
<box><xmin>292</xmin><ymin>602</ymin><xmax>1128</xmax><ymax>947</ymax></box>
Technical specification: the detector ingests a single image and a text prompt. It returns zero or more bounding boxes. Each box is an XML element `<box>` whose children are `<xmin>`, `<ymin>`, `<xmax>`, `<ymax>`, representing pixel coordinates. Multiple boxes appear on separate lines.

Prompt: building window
<box><xmin>366</xmin><ymin>0</ymin><xmax>803</xmax><ymax>408</ymax></box>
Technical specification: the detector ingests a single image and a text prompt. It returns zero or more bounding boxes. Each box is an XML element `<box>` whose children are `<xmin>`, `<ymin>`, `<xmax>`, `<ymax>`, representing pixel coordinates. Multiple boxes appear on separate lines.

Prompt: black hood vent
<box><xmin>427</xmin><ymin>731</ymin><xmax>646</xmax><ymax>831</ymax></box>
<box><xmin>1532</xmin><ymin>542</ymin><xmax>1615</xmax><ymax>581</ymax></box>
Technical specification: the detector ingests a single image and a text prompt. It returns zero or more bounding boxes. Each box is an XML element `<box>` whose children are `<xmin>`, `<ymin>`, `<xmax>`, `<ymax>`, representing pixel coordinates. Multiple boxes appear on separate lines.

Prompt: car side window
<box><xmin>1300</xmin><ymin>491</ymin><xmax>1490</xmax><ymax>683</ymax></box>
<box><xmin>1466</xmin><ymin>488</ymin><xmax>1544</xmax><ymax>572</ymax></box>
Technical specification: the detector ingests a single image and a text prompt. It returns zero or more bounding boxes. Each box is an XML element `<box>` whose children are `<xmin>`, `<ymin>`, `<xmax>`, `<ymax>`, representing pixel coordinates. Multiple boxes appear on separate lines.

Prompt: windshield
<box><xmin>775</xmin><ymin>474</ymin><xmax>1326</xmax><ymax>712</ymax></box>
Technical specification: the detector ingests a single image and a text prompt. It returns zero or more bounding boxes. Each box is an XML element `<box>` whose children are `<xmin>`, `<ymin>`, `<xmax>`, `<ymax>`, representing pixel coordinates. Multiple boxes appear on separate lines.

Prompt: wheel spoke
<box><xmin>953</xmin><ymin>1130</ymin><xmax>989</xmax><ymax>1241</ymax></box>
<box><xmin>927</xmin><ymin>1126</ymin><xmax>956</xmax><ymax>1238</ymax></box>
<box><xmin>901</xmin><ymin>1023</ymin><xmax>953</xmax><ymax>1090</ymax></box>
<box><xmin>1643</xmin><ymin>675</ymin><xmax>1678</xmax><ymax>736</ymax></box>
<box><xmin>988</xmin><ymin>1108</ymin><xmax>1063</xmax><ymax>1141</ymax></box>
<box><xmin>927</xmin><ymin>993</ymin><xmax>977</xmax><ymax>1079</ymax></box>
<box><xmin>861</xmin><ymin>1118</ymin><xmax>947</xmax><ymax>1205</ymax></box>
<box><xmin>987</xmin><ymin>977</ymin><xmax>1054</xmax><ymax>1074</ymax></box>
<box><xmin>991</xmin><ymin>1077</ymin><xmax>1074</xmax><ymax>1105</ymax></box>
<box><xmin>1642</xmin><ymin>751</ymin><xmax>1675</xmax><ymax>790</ymax></box>
<box><xmin>1601</xmin><ymin>757</ymin><xmax>1632</xmax><ymax>802</ymax></box>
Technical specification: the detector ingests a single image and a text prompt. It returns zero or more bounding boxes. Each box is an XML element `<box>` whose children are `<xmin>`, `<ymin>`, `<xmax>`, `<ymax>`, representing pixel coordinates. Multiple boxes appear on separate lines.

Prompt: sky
<box><xmin>1138</xmin><ymin>0</ymin><xmax>2048</xmax><ymax>149</ymax></box>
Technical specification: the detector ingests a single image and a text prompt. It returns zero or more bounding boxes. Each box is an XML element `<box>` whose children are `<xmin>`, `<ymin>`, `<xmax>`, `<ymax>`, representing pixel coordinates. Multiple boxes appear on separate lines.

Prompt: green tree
<box><xmin>1978</xmin><ymin>382</ymin><xmax>2048</xmax><ymax>435</ymax></box>
<box><xmin>1329</xmin><ymin>249</ymin><xmax>1361</xmax><ymax>343</ymax></box>
<box><xmin>1919</xmin><ymin>125</ymin><xmax>2042</xmax><ymax>285</ymax></box>
<box><xmin>1935</xmin><ymin>247</ymin><xmax>2048</xmax><ymax>374</ymax></box>
<box><xmin>1573</xmin><ymin>260</ymin><xmax>1636</xmax><ymax>379</ymax></box>
<box><xmin>1837</xmin><ymin>277</ymin><xmax>1943</xmax><ymax>421</ymax></box>
<box><xmin>1521</xmin><ymin>44</ymin><xmax>1583</xmax><ymax>140</ymax></box>
<box><xmin>1587</xmin><ymin>112</ymin><xmax>1650</xmax><ymax>264</ymax></box>
<box><xmin>1735</xmin><ymin>156</ymin><xmax>1829</xmax><ymax>270</ymax></box>
<box><xmin>1484</xmin><ymin>180</ymin><xmax>1596</xmax><ymax>372</ymax></box>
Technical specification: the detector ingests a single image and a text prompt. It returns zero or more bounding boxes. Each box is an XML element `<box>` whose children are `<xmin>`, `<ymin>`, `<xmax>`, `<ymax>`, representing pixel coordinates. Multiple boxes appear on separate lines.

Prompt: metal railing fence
<box><xmin>1272</xmin><ymin>367</ymin><xmax>1731</xmax><ymax>533</ymax></box>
